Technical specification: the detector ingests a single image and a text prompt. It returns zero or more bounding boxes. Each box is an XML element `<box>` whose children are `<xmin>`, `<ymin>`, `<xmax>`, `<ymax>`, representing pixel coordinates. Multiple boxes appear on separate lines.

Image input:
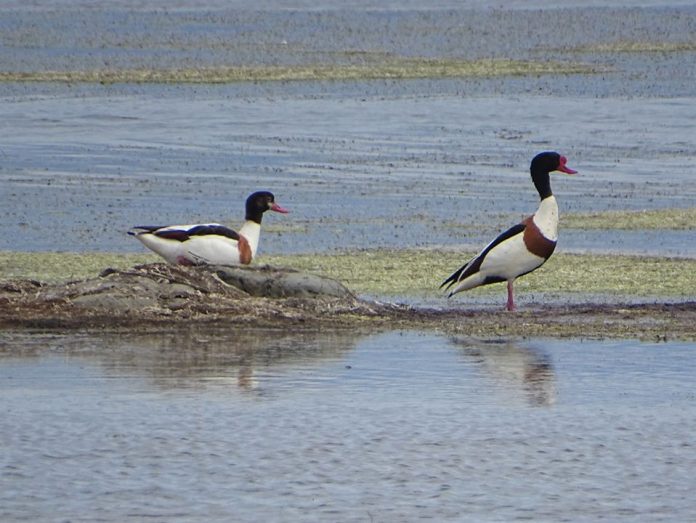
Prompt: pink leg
<box><xmin>506</xmin><ymin>280</ymin><xmax>516</xmax><ymax>312</ymax></box>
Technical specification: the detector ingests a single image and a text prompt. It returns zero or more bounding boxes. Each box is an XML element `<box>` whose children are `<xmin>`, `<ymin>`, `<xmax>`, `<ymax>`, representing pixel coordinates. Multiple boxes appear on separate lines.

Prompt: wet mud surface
<box><xmin>0</xmin><ymin>263</ymin><xmax>376</xmax><ymax>329</ymax></box>
<box><xmin>2</xmin><ymin>263</ymin><xmax>694</xmax><ymax>340</ymax></box>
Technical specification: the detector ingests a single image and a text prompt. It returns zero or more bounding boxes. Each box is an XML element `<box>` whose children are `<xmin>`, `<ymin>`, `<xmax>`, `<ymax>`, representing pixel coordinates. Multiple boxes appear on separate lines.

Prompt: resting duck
<box><xmin>129</xmin><ymin>191</ymin><xmax>288</xmax><ymax>266</ymax></box>
<box><xmin>441</xmin><ymin>152</ymin><xmax>577</xmax><ymax>311</ymax></box>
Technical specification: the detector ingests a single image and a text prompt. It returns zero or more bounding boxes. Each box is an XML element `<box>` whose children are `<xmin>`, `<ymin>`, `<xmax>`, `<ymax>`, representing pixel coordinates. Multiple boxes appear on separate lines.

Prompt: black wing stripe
<box><xmin>186</xmin><ymin>225</ymin><xmax>241</xmax><ymax>241</ymax></box>
<box><xmin>153</xmin><ymin>229</ymin><xmax>190</xmax><ymax>241</ymax></box>
<box><xmin>131</xmin><ymin>224</ymin><xmax>241</xmax><ymax>242</ymax></box>
<box><xmin>128</xmin><ymin>225</ymin><xmax>168</xmax><ymax>237</ymax></box>
<box><xmin>134</xmin><ymin>225</ymin><xmax>164</xmax><ymax>231</ymax></box>
<box><xmin>440</xmin><ymin>257</ymin><xmax>473</xmax><ymax>289</ymax></box>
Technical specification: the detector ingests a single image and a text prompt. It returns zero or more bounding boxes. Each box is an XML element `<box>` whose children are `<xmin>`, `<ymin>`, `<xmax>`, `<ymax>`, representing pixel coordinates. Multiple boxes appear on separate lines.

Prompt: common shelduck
<box><xmin>129</xmin><ymin>191</ymin><xmax>288</xmax><ymax>266</ymax></box>
<box><xmin>441</xmin><ymin>152</ymin><xmax>577</xmax><ymax>311</ymax></box>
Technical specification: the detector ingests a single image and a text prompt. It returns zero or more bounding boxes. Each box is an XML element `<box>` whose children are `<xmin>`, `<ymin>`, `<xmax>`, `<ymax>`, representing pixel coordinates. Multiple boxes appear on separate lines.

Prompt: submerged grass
<box><xmin>0</xmin><ymin>58</ymin><xmax>596</xmax><ymax>84</ymax></box>
<box><xmin>573</xmin><ymin>40</ymin><xmax>696</xmax><ymax>53</ymax></box>
<box><xmin>562</xmin><ymin>208</ymin><xmax>696</xmax><ymax>230</ymax></box>
<box><xmin>3</xmin><ymin>250</ymin><xmax>694</xmax><ymax>300</ymax></box>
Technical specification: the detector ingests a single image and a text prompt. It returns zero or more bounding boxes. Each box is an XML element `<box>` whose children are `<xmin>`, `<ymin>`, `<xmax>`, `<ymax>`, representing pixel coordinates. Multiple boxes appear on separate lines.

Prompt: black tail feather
<box><xmin>440</xmin><ymin>263</ymin><xmax>467</xmax><ymax>290</ymax></box>
<box><xmin>128</xmin><ymin>225</ymin><xmax>164</xmax><ymax>236</ymax></box>
<box><xmin>441</xmin><ymin>252</ymin><xmax>482</xmax><ymax>291</ymax></box>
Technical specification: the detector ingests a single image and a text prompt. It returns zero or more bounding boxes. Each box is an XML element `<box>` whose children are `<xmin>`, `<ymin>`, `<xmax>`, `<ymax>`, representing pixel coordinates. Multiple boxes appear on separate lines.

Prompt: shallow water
<box><xmin>1</xmin><ymin>2</ymin><xmax>696</xmax><ymax>257</ymax></box>
<box><xmin>1</xmin><ymin>329</ymin><xmax>695</xmax><ymax>522</ymax></box>
<box><xmin>2</xmin><ymin>92</ymin><xmax>696</xmax><ymax>256</ymax></box>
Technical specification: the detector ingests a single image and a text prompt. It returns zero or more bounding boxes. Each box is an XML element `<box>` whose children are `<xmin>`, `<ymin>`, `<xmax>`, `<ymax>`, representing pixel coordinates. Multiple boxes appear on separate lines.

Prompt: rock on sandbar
<box><xmin>0</xmin><ymin>263</ymin><xmax>390</xmax><ymax>328</ymax></box>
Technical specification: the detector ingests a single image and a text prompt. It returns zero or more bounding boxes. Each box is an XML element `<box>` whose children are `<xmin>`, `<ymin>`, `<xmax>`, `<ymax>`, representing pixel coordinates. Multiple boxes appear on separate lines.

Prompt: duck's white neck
<box><xmin>239</xmin><ymin>220</ymin><xmax>262</xmax><ymax>256</ymax></box>
<box><xmin>533</xmin><ymin>195</ymin><xmax>559</xmax><ymax>241</ymax></box>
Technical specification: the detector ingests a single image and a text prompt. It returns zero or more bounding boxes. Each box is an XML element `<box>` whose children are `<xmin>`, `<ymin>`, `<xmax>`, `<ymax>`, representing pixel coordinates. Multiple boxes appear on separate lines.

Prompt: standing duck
<box><xmin>441</xmin><ymin>152</ymin><xmax>577</xmax><ymax>311</ymax></box>
<box><xmin>129</xmin><ymin>191</ymin><xmax>288</xmax><ymax>266</ymax></box>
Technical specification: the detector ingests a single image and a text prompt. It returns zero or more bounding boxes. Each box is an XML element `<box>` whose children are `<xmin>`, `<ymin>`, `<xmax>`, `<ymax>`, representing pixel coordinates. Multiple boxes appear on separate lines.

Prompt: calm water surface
<box><xmin>2</xmin><ymin>1</ymin><xmax>696</xmax><ymax>256</ymax></box>
<box><xmin>1</xmin><ymin>329</ymin><xmax>695</xmax><ymax>522</ymax></box>
<box><xmin>2</xmin><ymin>93</ymin><xmax>696</xmax><ymax>256</ymax></box>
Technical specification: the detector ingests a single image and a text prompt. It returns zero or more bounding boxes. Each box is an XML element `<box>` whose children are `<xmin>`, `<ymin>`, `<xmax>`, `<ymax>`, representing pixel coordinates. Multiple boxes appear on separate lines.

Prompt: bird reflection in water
<box><xmin>88</xmin><ymin>328</ymin><xmax>362</xmax><ymax>394</ymax></box>
<box><xmin>453</xmin><ymin>338</ymin><xmax>557</xmax><ymax>407</ymax></box>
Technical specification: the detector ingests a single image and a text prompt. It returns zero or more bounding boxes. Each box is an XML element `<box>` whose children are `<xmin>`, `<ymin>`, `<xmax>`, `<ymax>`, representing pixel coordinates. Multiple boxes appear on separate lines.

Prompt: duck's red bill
<box><xmin>558</xmin><ymin>156</ymin><xmax>578</xmax><ymax>174</ymax></box>
<box><xmin>271</xmin><ymin>203</ymin><xmax>289</xmax><ymax>213</ymax></box>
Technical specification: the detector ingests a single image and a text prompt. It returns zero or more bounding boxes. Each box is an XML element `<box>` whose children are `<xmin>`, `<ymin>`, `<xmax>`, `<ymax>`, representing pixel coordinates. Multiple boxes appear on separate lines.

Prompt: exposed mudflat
<box><xmin>2</xmin><ymin>263</ymin><xmax>694</xmax><ymax>340</ymax></box>
<box><xmin>0</xmin><ymin>263</ymin><xmax>376</xmax><ymax>329</ymax></box>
